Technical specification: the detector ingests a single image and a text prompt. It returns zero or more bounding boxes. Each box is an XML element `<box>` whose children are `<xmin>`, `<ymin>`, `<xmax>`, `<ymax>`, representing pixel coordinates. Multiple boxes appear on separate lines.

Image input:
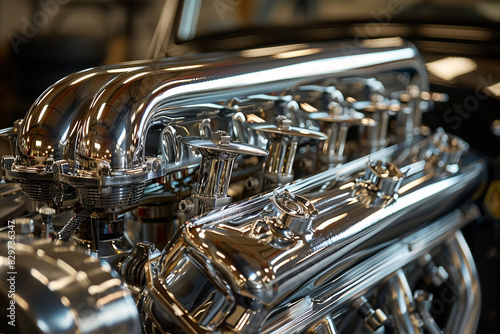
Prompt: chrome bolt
<box><xmin>13</xmin><ymin>218</ymin><xmax>34</xmax><ymax>235</ymax></box>
<box><xmin>179</xmin><ymin>198</ymin><xmax>195</xmax><ymax>214</ymax></box>
<box><xmin>275</xmin><ymin>115</ymin><xmax>292</xmax><ymax>131</ymax></box>
<box><xmin>212</xmin><ymin>130</ymin><xmax>231</xmax><ymax>146</ymax></box>
<box><xmin>352</xmin><ymin>296</ymin><xmax>388</xmax><ymax>332</ymax></box>
<box><xmin>429</xmin><ymin>265</ymin><xmax>449</xmax><ymax>287</ymax></box>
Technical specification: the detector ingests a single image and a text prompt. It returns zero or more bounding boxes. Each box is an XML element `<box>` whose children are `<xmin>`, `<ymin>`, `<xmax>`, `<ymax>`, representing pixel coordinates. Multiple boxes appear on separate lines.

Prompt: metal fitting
<box><xmin>272</xmin><ymin>189</ymin><xmax>318</xmax><ymax>235</ymax></box>
<box><xmin>212</xmin><ymin>130</ymin><xmax>231</xmax><ymax>146</ymax></box>
<box><xmin>13</xmin><ymin>218</ymin><xmax>34</xmax><ymax>235</ymax></box>
<box><xmin>179</xmin><ymin>198</ymin><xmax>195</xmax><ymax>215</ymax></box>
<box><xmin>39</xmin><ymin>206</ymin><xmax>56</xmax><ymax>240</ymax></box>
<box><xmin>363</xmin><ymin>160</ymin><xmax>405</xmax><ymax>197</ymax></box>
<box><xmin>275</xmin><ymin>115</ymin><xmax>292</xmax><ymax>131</ymax></box>
<box><xmin>352</xmin><ymin>296</ymin><xmax>388</xmax><ymax>332</ymax></box>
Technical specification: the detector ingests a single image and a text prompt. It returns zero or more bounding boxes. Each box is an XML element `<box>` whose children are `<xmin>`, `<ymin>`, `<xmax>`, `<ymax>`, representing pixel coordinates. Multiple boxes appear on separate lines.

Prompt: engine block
<box><xmin>0</xmin><ymin>39</ymin><xmax>486</xmax><ymax>334</ymax></box>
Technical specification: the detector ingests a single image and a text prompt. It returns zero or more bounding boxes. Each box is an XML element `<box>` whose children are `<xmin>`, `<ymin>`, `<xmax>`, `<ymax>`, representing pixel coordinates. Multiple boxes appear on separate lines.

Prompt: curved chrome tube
<box><xmin>414</xmin><ymin>290</ymin><xmax>443</xmax><ymax>334</ymax></box>
<box><xmin>72</xmin><ymin>41</ymin><xmax>424</xmax><ymax>173</ymax></box>
<box><xmin>379</xmin><ymin>270</ymin><xmax>422</xmax><ymax>334</ymax></box>
<box><xmin>8</xmin><ymin>54</ymin><xmax>219</xmax><ymax>205</ymax></box>
<box><xmin>442</xmin><ymin>231</ymin><xmax>481</xmax><ymax>334</ymax></box>
<box><xmin>8</xmin><ymin>41</ymin><xmax>427</xmax><ymax>203</ymax></box>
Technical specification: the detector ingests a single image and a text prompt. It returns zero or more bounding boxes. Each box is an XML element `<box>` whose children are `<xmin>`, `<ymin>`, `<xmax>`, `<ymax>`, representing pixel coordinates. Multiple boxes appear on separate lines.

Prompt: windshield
<box><xmin>177</xmin><ymin>0</ymin><xmax>500</xmax><ymax>41</ymax></box>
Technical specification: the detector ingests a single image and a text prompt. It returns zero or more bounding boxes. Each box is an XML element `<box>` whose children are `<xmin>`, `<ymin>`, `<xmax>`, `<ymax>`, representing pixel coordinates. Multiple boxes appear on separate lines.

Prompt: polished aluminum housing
<box><xmin>0</xmin><ymin>237</ymin><xmax>141</xmax><ymax>333</ymax></box>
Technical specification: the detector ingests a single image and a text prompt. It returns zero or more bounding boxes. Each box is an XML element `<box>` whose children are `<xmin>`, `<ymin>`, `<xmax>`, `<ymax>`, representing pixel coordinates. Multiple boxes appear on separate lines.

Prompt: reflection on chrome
<box><xmin>0</xmin><ymin>39</ymin><xmax>487</xmax><ymax>334</ymax></box>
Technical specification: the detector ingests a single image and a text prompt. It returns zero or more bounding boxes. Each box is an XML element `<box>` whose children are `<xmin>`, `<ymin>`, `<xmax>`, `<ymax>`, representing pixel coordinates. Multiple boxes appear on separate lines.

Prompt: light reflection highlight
<box><xmin>95</xmin><ymin>290</ymin><xmax>125</xmax><ymax>308</ymax></box>
<box><xmin>97</xmin><ymin>103</ymin><xmax>106</xmax><ymax>120</ymax></box>
<box><xmin>485</xmin><ymin>81</ymin><xmax>500</xmax><ymax>97</ymax></box>
<box><xmin>38</xmin><ymin>105</ymin><xmax>49</xmax><ymax>123</ymax></box>
<box><xmin>274</xmin><ymin>48</ymin><xmax>322</xmax><ymax>59</ymax></box>
<box><xmin>426</xmin><ymin>57</ymin><xmax>477</xmax><ymax>81</ymax></box>
<box><xmin>70</xmin><ymin>72</ymin><xmax>97</xmax><ymax>86</ymax></box>
<box><xmin>88</xmin><ymin>278</ymin><xmax>122</xmax><ymax>295</ymax></box>
<box><xmin>164</xmin><ymin>64</ymin><xmax>204</xmax><ymax>71</ymax></box>
<box><xmin>360</xmin><ymin>37</ymin><xmax>404</xmax><ymax>48</ymax></box>
<box><xmin>160</xmin><ymin>49</ymin><xmax>415</xmax><ymax>101</ymax></box>
<box><xmin>107</xmin><ymin>66</ymin><xmax>143</xmax><ymax>73</ymax></box>
<box><xmin>235</xmin><ymin>311</ymin><xmax>252</xmax><ymax>331</ymax></box>
<box><xmin>123</xmin><ymin>72</ymin><xmax>149</xmax><ymax>85</ymax></box>
<box><xmin>30</xmin><ymin>268</ymin><xmax>49</xmax><ymax>285</ymax></box>
<box><xmin>300</xmin><ymin>103</ymin><xmax>318</xmax><ymax>113</ymax></box>
<box><xmin>241</xmin><ymin>44</ymin><xmax>308</xmax><ymax>58</ymax></box>
<box><xmin>48</xmin><ymin>276</ymin><xmax>74</xmax><ymax>291</ymax></box>
<box><xmin>316</xmin><ymin>213</ymin><xmax>348</xmax><ymax>231</ymax></box>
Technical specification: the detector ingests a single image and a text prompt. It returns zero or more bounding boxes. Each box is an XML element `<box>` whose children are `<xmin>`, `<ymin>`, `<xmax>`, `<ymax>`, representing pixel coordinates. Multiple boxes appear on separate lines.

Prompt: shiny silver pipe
<box><xmin>442</xmin><ymin>231</ymin><xmax>481</xmax><ymax>334</ymax></box>
<box><xmin>378</xmin><ymin>270</ymin><xmax>422</xmax><ymax>334</ymax></box>
<box><xmin>12</xmin><ymin>55</ymin><xmax>210</xmax><ymax>171</ymax></box>
<box><xmin>414</xmin><ymin>290</ymin><xmax>443</xmax><ymax>334</ymax></box>
<box><xmin>11</xmin><ymin>40</ymin><xmax>427</xmax><ymax>191</ymax></box>
<box><xmin>306</xmin><ymin>316</ymin><xmax>339</xmax><ymax>334</ymax></box>
<box><xmin>73</xmin><ymin>40</ymin><xmax>424</xmax><ymax>175</ymax></box>
<box><xmin>6</xmin><ymin>54</ymin><xmax>218</xmax><ymax>205</ymax></box>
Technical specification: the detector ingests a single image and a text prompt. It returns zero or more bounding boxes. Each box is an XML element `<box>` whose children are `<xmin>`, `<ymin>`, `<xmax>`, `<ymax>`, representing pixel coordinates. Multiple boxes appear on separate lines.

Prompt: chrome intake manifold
<box><xmin>0</xmin><ymin>39</ymin><xmax>486</xmax><ymax>334</ymax></box>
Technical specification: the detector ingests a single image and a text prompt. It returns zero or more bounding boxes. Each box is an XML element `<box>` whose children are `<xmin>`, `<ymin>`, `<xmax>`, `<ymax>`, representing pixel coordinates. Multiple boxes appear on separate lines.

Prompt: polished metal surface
<box><xmin>39</xmin><ymin>206</ymin><xmax>56</xmax><ymax>239</ymax></box>
<box><xmin>3</xmin><ymin>39</ymin><xmax>427</xmax><ymax>211</ymax></box>
<box><xmin>0</xmin><ymin>35</ymin><xmax>487</xmax><ymax>334</ymax></box>
<box><xmin>352</xmin><ymin>296</ymin><xmax>388</xmax><ymax>332</ymax></box>
<box><xmin>249</xmin><ymin>115</ymin><xmax>327</xmax><ymax>187</ymax></box>
<box><xmin>260</xmin><ymin>206</ymin><xmax>481</xmax><ymax>334</ymax></box>
<box><xmin>0</xmin><ymin>237</ymin><xmax>141</xmax><ymax>333</ymax></box>
<box><xmin>379</xmin><ymin>270</ymin><xmax>422</xmax><ymax>333</ymax></box>
<box><xmin>306</xmin><ymin>316</ymin><xmax>339</xmax><ymax>334</ymax></box>
<box><xmin>180</xmin><ymin>130</ymin><xmax>268</xmax><ymax>216</ymax></box>
<box><xmin>354</xmin><ymin>95</ymin><xmax>395</xmax><ymax>149</ymax></box>
<box><xmin>143</xmin><ymin>136</ymin><xmax>485</xmax><ymax>333</ymax></box>
<box><xmin>440</xmin><ymin>231</ymin><xmax>481</xmax><ymax>334</ymax></box>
